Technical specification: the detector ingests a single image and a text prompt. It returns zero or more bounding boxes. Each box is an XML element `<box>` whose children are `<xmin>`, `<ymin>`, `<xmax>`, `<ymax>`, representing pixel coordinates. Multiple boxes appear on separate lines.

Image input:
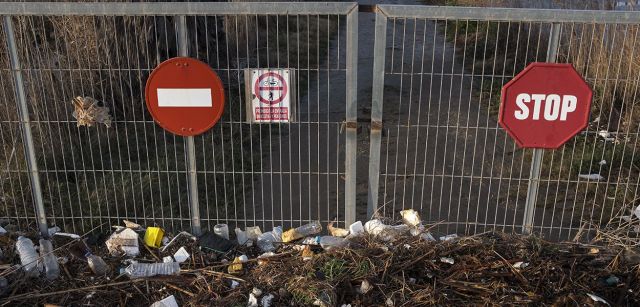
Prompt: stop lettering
<box><xmin>499</xmin><ymin>63</ymin><xmax>593</xmax><ymax>149</ymax></box>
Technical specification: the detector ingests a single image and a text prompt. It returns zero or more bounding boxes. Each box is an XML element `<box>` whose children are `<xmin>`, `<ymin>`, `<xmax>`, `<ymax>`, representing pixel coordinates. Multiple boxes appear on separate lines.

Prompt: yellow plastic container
<box><xmin>144</xmin><ymin>227</ymin><xmax>164</xmax><ymax>248</ymax></box>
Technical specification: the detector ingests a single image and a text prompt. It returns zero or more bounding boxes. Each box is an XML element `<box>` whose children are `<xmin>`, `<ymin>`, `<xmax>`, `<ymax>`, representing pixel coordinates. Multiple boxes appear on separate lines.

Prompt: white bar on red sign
<box><xmin>157</xmin><ymin>88</ymin><xmax>212</xmax><ymax>107</ymax></box>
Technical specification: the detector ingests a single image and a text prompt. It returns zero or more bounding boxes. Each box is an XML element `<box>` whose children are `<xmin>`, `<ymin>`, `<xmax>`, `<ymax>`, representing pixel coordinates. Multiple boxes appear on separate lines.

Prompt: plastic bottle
<box><xmin>39</xmin><ymin>239</ymin><xmax>60</xmax><ymax>280</ymax></box>
<box><xmin>87</xmin><ymin>254</ymin><xmax>110</xmax><ymax>275</ymax></box>
<box><xmin>235</xmin><ymin>228</ymin><xmax>249</xmax><ymax>246</ymax></box>
<box><xmin>257</xmin><ymin>226</ymin><xmax>283</xmax><ymax>252</ymax></box>
<box><xmin>319</xmin><ymin>236</ymin><xmax>347</xmax><ymax>250</ymax></box>
<box><xmin>282</xmin><ymin>221</ymin><xmax>322</xmax><ymax>242</ymax></box>
<box><xmin>124</xmin><ymin>262</ymin><xmax>180</xmax><ymax>278</ymax></box>
<box><xmin>16</xmin><ymin>236</ymin><xmax>39</xmax><ymax>277</ymax></box>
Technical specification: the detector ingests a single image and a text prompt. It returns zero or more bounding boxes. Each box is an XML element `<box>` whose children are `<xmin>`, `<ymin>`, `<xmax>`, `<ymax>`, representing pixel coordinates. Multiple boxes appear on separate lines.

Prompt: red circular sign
<box><xmin>145</xmin><ymin>57</ymin><xmax>225</xmax><ymax>136</ymax></box>
<box><xmin>254</xmin><ymin>72</ymin><xmax>288</xmax><ymax>105</ymax></box>
<box><xmin>499</xmin><ymin>63</ymin><xmax>592</xmax><ymax>149</ymax></box>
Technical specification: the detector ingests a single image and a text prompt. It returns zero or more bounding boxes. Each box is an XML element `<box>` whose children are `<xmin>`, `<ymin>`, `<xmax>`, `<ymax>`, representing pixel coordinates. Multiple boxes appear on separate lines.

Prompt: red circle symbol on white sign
<box><xmin>254</xmin><ymin>72</ymin><xmax>288</xmax><ymax>105</ymax></box>
<box><xmin>145</xmin><ymin>57</ymin><xmax>225</xmax><ymax>136</ymax></box>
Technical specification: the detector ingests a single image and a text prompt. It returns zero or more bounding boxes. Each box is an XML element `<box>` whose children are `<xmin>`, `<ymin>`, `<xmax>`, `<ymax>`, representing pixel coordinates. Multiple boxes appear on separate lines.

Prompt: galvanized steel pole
<box><xmin>522</xmin><ymin>23</ymin><xmax>562</xmax><ymax>234</ymax></box>
<box><xmin>176</xmin><ymin>15</ymin><xmax>201</xmax><ymax>236</ymax></box>
<box><xmin>367</xmin><ymin>9</ymin><xmax>388</xmax><ymax>218</ymax></box>
<box><xmin>344</xmin><ymin>7</ymin><xmax>358</xmax><ymax>226</ymax></box>
<box><xmin>3</xmin><ymin>16</ymin><xmax>49</xmax><ymax>236</ymax></box>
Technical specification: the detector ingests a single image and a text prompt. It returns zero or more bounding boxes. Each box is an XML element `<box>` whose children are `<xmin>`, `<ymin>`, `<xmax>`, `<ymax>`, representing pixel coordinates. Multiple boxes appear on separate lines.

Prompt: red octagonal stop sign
<box><xmin>499</xmin><ymin>63</ymin><xmax>593</xmax><ymax>149</ymax></box>
<box><xmin>145</xmin><ymin>57</ymin><xmax>225</xmax><ymax>136</ymax></box>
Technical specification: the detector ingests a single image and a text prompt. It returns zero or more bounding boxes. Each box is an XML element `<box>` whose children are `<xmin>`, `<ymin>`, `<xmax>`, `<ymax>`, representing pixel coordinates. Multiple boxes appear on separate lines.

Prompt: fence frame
<box><xmin>1</xmin><ymin>1</ymin><xmax>358</xmax><ymax>236</ymax></box>
<box><xmin>367</xmin><ymin>4</ymin><xmax>640</xmax><ymax>233</ymax></box>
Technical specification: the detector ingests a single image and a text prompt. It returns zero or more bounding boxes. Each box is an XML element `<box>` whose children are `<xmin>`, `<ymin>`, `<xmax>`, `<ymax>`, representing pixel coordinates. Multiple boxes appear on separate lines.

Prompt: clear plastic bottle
<box><xmin>87</xmin><ymin>254</ymin><xmax>110</xmax><ymax>275</ymax></box>
<box><xmin>282</xmin><ymin>221</ymin><xmax>322</xmax><ymax>242</ymax></box>
<box><xmin>319</xmin><ymin>236</ymin><xmax>347</xmax><ymax>250</ymax></box>
<box><xmin>39</xmin><ymin>239</ymin><xmax>60</xmax><ymax>280</ymax></box>
<box><xmin>257</xmin><ymin>226</ymin><xmax>283</xmax><ymax>252</ymax></box>
<box><xmin>124</xmin><ymin>262</ymin><xmax>180</xmax><ymax>278</ymax></box>
<box><xmin>15</xmin><ymin>236</ymin><xmax>39</xmax><ymax>277</ymax></box>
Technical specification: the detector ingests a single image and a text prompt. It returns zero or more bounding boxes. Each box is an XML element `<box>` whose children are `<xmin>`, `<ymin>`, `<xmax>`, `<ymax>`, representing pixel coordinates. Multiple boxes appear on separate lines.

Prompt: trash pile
<box><xmin>0</xmin><ymin>209</ymin><xmax>638</xmax><ymax>306</ymax></box>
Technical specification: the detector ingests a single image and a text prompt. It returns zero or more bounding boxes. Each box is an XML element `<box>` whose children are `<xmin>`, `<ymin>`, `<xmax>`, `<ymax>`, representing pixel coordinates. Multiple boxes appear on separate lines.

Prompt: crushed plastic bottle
<box><xmin>349</xmin><ymin>221</ymin><xmax>364</xmax><ymax>236</ymax></box>
<box><xmin>282</xmin><ymin>221</ymin><xmax>322</xmax><ymax>242</ymax></box>
<box><xmin>39</xmin><ymin>239</ymin><xmax>60</xmax><ymax>280</ymax></box>
<box><xmin>87</xmin><ymin>254</ymin><xmax>110</xmax><ymax>275</ymax></box>
<box><xmin>124</xmin><ymin>262</ymin><xmax>180</xmax><ymax>278</ymax></box>
<box><xmin>319</xmin><ymin>236</ymin><xmax>348</xmax><ymax>250</ymax></box>
<box><xmin>257</xmin><ymin>226</ymin><xmax>283</xmax><ymax>252</ymax></box>
<box><xmin>16</xmin><ymin>236</ymin><xmax>39</xmax><ymax>277</ymax></box>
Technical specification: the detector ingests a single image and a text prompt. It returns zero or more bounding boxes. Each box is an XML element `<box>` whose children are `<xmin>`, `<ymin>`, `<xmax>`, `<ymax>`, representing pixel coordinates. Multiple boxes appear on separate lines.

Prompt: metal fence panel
<box><xmin>0</xmin><ymin>19</ymin><xmax>36</xmax><ymax>231</ymax></box>
<box><xmin>369</xmin><ymin>5</ymin><xmax>640</xmax><ymax>240</ymax></box>
<box><xmin>0</xmin><ymin>2</ymin><xmax>358</xmax><ymax>235</ymax></box>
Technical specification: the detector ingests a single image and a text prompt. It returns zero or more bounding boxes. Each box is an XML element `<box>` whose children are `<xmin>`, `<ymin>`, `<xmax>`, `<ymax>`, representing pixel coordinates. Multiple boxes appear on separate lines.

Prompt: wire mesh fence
<box><xmin>368</xmin><ymin>6</ymin><xmax>640</xmax><ymax>240</ymax></box>
<box><xmin>0</xmin><ymin>2</ymin><xmax>358</xmax><ymax>235</ymax></box>
<box><xmin>1</xmin><ymin>3</ymin><xmax>639</xmax><ymax>241</ymax></box>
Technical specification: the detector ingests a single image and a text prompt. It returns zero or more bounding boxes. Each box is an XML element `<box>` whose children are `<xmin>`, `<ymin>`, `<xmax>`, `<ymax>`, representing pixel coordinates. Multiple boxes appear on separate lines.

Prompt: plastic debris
<box><xmin>302</xmin><ymin>236</ymin><xmax>320</xmax><ymax>245</ymax></box>
<box><xmin>123</xmin><ymin>220</ymin><xmax>142</xmax><ymax>230</ymax></box>
<box><xmin>578</xmin><ymin>173</ymin><xmax>604</xmax><ymax>181</ymax></box>
<box><xmin>230</xmin><ymin>280</ymin><xmax>240</xmax><ymax>289</ymax></box>
<box><xmin>302</xmin><ymin>245</ymin><xmax>314</xmax><ymax>261</ymax></box>
<box><xmin>257</xmin><ymin>226</ymin><xmax>283</xmax><ymax>252</ymax></box>
<box><xmin>16</xmin><ymin>236</ymin><xmax>39</xmax><ymax>277</ymax></box>
<box><xmin>319</xmin><ymin>236</ymin><xmax>348</xmax><ymax>250</ymax></box>
<box><xmin>163</xmin><ymin>256</ymin><xmax>173</xmax><ymax>263</ymax></box>
<box><xmin>440</xmin><ymin>234</ymin><xmax>458</xmax><ymax>241</ymax></box>
<box><xmin>598</xmin><ymin>160</ymin><xmax>607</xmax><ymax>166</ymax></box>
<box><xmin>358</xmin><ymin>280</ymin><xmax>373</xmax><ymax>294</ymax></box>
<box><xmin>125</xmin><ymin>262</ymin><xmax>180</xmax><ymax>278</ymax></box>
<box><xmin>440</xmin><ymin>257</ymin><xmax>454</xmax><ymax>264</ymax></box>
<box><xmin>161</xmin><ymin>231</ymin><xmax>196</xmax><ymax>252</ymax></box>
<box><xmin>198</xmin><ymin>231</ymin><xmax>234</xmax><ymax>253</ymax></box>
<box><xmin>72</xmin><ymin>96</ymin><xmax>112</xmax><ymax>128</ymax></box>
<box><xmin>349</xmin><ymin>221</ymin><xmax>364</xmax><ymax>236</ymax></box>
<box><xmin>605</xmin><ymin>275</ymin><xmax>620</xmax><ymax>286</ymax></box>
<box><xmin>364</xmin><ymin>220</ymin><xmax>410</xmax><ymax>241</ymax></box>
<box><xmin>86</xmin><ymin>254</ymin><xmax>109</xmax><ymax>275</ymax></box>
<box><xmin>144</xmin><ymin>227</ymin><xmax>165</xmax><ymax>248</ymax></box>
<box><xmin>173</xmin><ymin>247</ymin><xmax>190</xmax><ymax>263</ymax></box>
<box><xmin>0</xmin><ymin>226</ymin><xmax>6</xmax><ymax>235</ymax></box>
<box><xmin>39</xmin><ymin>239</ymin><xmax>59</xmax><ymax>280</ymax></box>
<box><xmin>364</xmin><ymin>219</ymin><xmax>387</xmax><ymax>236</ymax></box>
<box><xmin>106</xmin><ymin>228</ymin><xmax>140</xmax><ymax>257</ymax></box>
<box><xmin>400</xmin><ymin>209</ymin><xmax>421</xmax><ymax>227</ymax></box>
<box><xmin>420</xmin><ymin>232</ymin><xmax>436</xmax><ymax>241</ymax></box>
<box><xmin>227</xmin><ymin>257</ymin><xmax>243</xmax><ymax>274</ymax></box>
<box><xmin>634</xmin><ymin>205</ymin><xmax>640</xmax><ymax>220</ymax></box>
<box><xmin>213</xmin><ymin>224</ymin><xmax>229</xmax><ymax>240</ymax></box>
<box><xmin>587</xmin><ymin>293</ymin><xmax>610</xmax><ymax>306</ymax></box>
<box><xmin>150</xmin><ymin>295</ymin><xmax>179</xmax><ymax>307</ymax></box>
<box><xmin>53</xmin><ymin>232</ymin><xmax>81</xmax><ymax>240</ymax></box>
<box><xmin>47</xmin><ymin>226</ymin><xmax>61</xmax><ymax>237</ymax></box>
<box><xmin>238</xmin><ymin>254</ymin><xmax>249</xmax><ymax>263</ymax></box>
<box><xmin>513</xmin><ymin>261</ymin><xmax>529</xmax><ymax>269</ymax></box>
<box><xmin>327</xmin><ymin>221</ymin><xmax>349</xmax><ymax>237</ymax></box>
<box><xmin>282</xmin><ymin>221</ymin><xmax>322</xmax><ymax>243</ymax></box>
<box><xmin>247</xmin><ymin>288</ymin><xmax>262</xmax><ymax>307</ymax></box>
<box><xmin>261</xmin><ymin>294</ymin><xmax>275</xmax><ymax>307</ymax></box>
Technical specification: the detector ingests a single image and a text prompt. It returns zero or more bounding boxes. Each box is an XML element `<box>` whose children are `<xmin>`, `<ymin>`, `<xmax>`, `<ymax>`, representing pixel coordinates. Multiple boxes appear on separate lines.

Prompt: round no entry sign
<box><xmin>499</xmin><ymin>63</ymin><xmax>593</xmax><ymax>149</ymax></box>
<box><xmin>145</xmin><ymin>57</ymin><xmax>225</xmax><ymax>136</ymax></box>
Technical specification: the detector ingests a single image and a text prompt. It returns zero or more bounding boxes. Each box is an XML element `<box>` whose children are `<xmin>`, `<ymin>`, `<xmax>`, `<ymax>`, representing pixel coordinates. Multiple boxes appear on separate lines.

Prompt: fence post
<box><xmin>522</xmin><ymin>22</ymin><xmax>562</xmax><ymax>234</ymax></box>
<box><xmin>344</xmin><ymin>7</ymin><xmax>358</xmax><ymax>226</ymax></box>
<box><xmin>367</xmin><ymin>9</ymin><xmax>387</xmax><ymax>218</ymax></box>
<box><xmin>3</xmin><ymin>16</ymin><xmax>48</xmax><ymax>237</ymax></box>
<box><xmin>175</xmin><ymin>15</ymin><xmax>202</xmax><ymax>236</ymax></box>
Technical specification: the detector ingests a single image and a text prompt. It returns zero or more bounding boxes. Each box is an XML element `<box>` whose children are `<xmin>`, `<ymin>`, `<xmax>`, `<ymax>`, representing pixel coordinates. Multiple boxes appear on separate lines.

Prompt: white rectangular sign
<box><xmin>157</xmin><ymin>88</ymin><xmax>212</xmax><ymax>107</ymax></box>
<box><xmin>245</xmin><ymin>69</ymin><xmax>295</xmax><ymax>123</ymax></box>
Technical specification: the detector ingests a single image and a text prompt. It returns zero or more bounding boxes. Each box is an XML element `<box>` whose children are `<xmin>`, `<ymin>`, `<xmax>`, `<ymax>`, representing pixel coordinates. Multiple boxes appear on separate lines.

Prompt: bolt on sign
<box><xmin>245</xmin><ymin>69</ymin><xmax>296</xmax><ymax>123</ymax></box>
<box><xmin>499</xmin><ymin>63</ymin><xmax>593</xmax><ymax>149</ymax></box>
<box><xmin>145</xmin><ymin>57</ymin><xmax>225</xmax><ymax>136</ymax></box>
